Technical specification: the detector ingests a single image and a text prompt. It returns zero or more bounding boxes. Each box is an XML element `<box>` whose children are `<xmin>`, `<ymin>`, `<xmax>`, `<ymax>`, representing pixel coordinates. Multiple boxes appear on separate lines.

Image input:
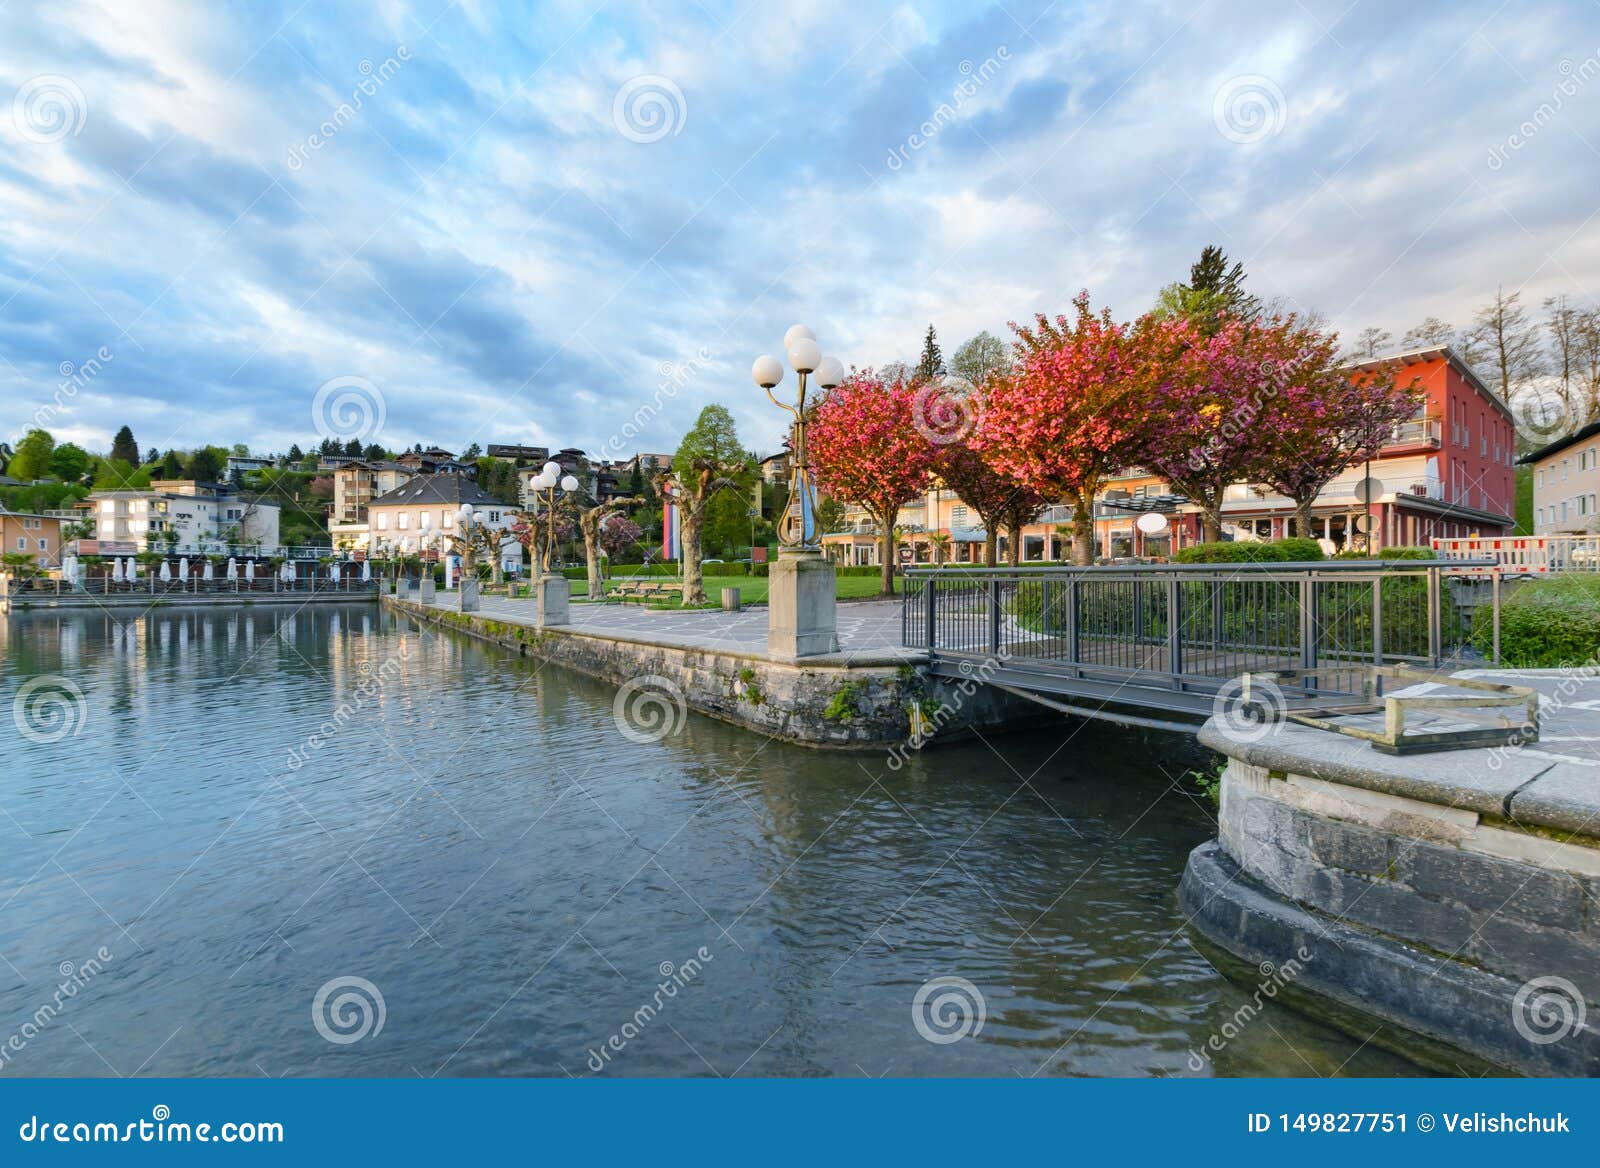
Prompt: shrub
<box><xmin>1472</xmin><ymin>575</ymin><xmax>1600</xmax><ymax>668</ymax></box>
<box><xmin>1333</xmin><ymin>545</ymin><xmax>1436</xmax><ymax>561</ymax></box>
<box><xmin>1174</xmin><ymin>538</ymin><xmax>1324</xmax><ymax>564</ymax></box>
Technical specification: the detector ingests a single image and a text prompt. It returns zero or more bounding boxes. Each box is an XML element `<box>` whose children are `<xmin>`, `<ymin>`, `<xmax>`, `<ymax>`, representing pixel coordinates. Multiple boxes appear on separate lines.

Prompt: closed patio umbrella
<box><xmin>179</xmin><ymin>556</ymin><xmax>189</xmax><ymax>582</ymax></box>
<box><xmin>202</xmin><ymin>559</ymin><xmax>214</xmax><ymax>582</ymax></box>
<box><xmin>159</xmin><ymin>561</ymin><xmax>172</xmax><ymax>583</ymax></box>
<box><xmin>226</xmin><ymin>557</ymin><xmax>237</xmax><ymax>582</ymax></box>
<box><xmin>361</xmin><ymin>560</ymin><xmax>371</xmax><ymax>583</ymax></box>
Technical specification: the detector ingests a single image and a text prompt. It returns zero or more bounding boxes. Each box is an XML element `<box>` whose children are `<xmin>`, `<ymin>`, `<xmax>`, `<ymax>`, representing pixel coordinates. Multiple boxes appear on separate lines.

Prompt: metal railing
<box><xmin>1433</xmin><ymin>534</ymin><xmax>1600</xmax><ymax>575</ymax></box>
<box><xmin>2</xmin><ymin>575</ymin><xmax>379</xmax><ymax>599</ymax></box>
<box><xmin>901</xmin><ymin>560</ymin><xmax>1493</xmax><ymax>710</ymax></box>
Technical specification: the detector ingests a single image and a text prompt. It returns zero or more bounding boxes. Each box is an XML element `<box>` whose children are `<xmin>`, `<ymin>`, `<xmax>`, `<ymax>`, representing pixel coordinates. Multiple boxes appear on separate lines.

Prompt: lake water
<box><xmin>0</xmin><ymin>605</ymin><xmax>1426</xmax><ymax>1077</ymax></box>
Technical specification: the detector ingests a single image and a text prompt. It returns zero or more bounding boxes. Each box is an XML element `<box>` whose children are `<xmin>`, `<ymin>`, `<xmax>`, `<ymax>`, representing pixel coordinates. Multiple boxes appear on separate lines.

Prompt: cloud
<box><xmin>4</xmin><ymin>0</ymin><xmax>1600</xmax><ymax>461</ymax></box>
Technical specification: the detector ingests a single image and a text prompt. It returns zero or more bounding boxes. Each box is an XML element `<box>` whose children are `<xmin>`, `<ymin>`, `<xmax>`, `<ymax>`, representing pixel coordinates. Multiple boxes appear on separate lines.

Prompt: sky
<box><xmin>3</xmin><ymin>0</ymin><xmax>1600</xmax><ymax>463</ymax></box>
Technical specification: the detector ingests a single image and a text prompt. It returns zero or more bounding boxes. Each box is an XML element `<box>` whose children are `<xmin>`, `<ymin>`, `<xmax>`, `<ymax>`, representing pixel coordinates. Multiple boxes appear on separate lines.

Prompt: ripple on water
<box><xmin>0</xmin><ymin>607</ymin><xmax>1430</xmax><ymax>1078</ymax></box>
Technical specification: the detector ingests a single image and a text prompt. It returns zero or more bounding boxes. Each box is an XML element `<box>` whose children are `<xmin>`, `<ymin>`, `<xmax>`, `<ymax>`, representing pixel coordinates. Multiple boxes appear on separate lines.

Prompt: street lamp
<box><xmin>529</xmin><ymin>461</ymin><xmax>580</xmax><ymax>575</ymax></box>
<box><xmin>753</xmin><ymin>325</ymin><xmax>843</xmax><ymax>658</ymax></box>
<box><xmin>752</xmin><ymin>326</ymin><xmax>843</xmax><ymax>551</ymax></box>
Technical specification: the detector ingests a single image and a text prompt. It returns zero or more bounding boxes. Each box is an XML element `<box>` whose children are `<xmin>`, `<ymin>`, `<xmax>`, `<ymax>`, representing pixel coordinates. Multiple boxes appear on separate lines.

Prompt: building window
<box><xmin>952</xmin><ymin>506</ymin><xmax>968</xmax><ymax>526</ymax></box>
<box><xmin>397</xmin><ymin>513</ymin><xmax>409</xmax><ymax>530</ymax></box>
<box><xmin>376</xmin><ymin>514</ymin><xmax>388</xmax><ymax>531</ymax></box>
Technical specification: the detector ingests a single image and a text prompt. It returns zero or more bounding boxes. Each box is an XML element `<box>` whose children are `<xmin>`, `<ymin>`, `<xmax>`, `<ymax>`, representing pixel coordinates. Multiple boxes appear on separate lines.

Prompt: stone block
<box><xmin>1397</xmin><ymin>842</ymin><xmax>1584</xmax><ymax>927</ymax></box>
<box><xmin>1466</xmin><ymin>913</ymin><xmax>1600</xmax><ymax>1006</ymax></box>
<box><xmin>1305</xmin><ymin>816</ymin><xmax>1392</xmax><ymax>877</ymax></box>
<box><xmin>766</xmin><ymin>550</ymin><xmax>838</xmax><ymax>659</ymax></box>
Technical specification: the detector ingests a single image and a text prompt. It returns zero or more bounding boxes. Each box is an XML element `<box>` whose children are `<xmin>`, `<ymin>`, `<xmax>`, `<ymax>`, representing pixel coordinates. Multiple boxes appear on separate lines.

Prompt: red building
<box><xmin>1216</xmin><ymin>346</ymin><xmax>1516</xmax><ymax>550</ymax></box>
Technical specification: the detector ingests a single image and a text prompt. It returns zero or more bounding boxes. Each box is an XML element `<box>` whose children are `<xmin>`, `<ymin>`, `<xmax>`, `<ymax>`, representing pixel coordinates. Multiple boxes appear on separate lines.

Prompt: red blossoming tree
<box><xmin>926</xmin><ymin>395</ymin><xmax>1048</xmax><ymax>566</ymax></box>
<box><xmin>1253</xmin><ymin>338</ymin><xmax>1426</xmax><ymax>538</ymax></box>
<box><xmin>1137</xmin><ymin>315</ymin><xmax>1292</xmax><ymax>541</ymax></box>
<box><xmin>809</xmin><ymin>370</ymin><xmax>938</xmax><ymax>596</ymax></box>
<box><xmin>975</xmin><ymin>292</ymin><xmax>1156</xmax><ymax>565</ymax></box>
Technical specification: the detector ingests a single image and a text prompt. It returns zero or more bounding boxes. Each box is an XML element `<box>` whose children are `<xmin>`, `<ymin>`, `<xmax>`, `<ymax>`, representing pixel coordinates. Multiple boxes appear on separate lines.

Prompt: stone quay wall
<box><xmin>1183</xmin><ymin>716</ymin><xmax>1600</xmax><ymax>1076</ymax></box>
<box><xmin>384</xmin><ymin>596</ymin><xmax>1046</xmax><ymax>750</ymax></box>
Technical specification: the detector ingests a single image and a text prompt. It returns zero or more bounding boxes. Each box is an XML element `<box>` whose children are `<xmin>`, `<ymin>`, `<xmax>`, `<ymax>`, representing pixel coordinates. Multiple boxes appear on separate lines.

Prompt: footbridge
<box><xmin>900</xmin><ymin>560</ymin><xmax>1502</xmax><ymax>732</ymax></box>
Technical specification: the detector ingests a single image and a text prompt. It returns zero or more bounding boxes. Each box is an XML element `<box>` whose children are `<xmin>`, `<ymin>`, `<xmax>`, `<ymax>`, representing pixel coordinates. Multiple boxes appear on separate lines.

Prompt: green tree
<box><xmin>93</xmin><ymin>458</ymin><xmax>150</xmax><ymax>490</ymax></box>
<box><xmin>109</xmin><ymin>425</ymin><xmax>140</xmax><ymax>465</ymax></box>
<box><xmin>50</xmin><ymin>442</ymin><xmax>91</xmax><ymax>482</ymax></box>
<box><xmin>671</xmin><ymin>404</ymin><xmax>753</xmax><ymax>604</ymax></box>
<box><xmin>1153</xmin><ymin>244</ymin><xmax>1258</xmax><ymax>333</ymax></box>
<box><xmin>185</xmin><ymin>447</ymin><xmax>225</xmax><ymax>482</ymax></box>
<box><xmin>950</xmin><ymin>331</ymin><xmax>1010</xmax><ymax>386</ymax></box>
<box><xmin>916</xmin><ymin>324</ymin><xmax>944</xmax><ymax>382</ymax></box>
<box><xmin>159</xmin><ymin>450</ymin><xmax>184</xmax><ymax>478</ymax></box>
<box><xmin>7</xmin><ymin>429</ymin><xmax>56</xmax><ymax>480</ymax></box>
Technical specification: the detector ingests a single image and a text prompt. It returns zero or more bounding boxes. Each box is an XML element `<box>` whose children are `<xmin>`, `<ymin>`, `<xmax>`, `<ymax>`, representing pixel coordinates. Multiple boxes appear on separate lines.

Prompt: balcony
<box><xmin>1382</xmin><ymin>419</ymin><xmax>1442</xmax><ymax>450</ymax></box>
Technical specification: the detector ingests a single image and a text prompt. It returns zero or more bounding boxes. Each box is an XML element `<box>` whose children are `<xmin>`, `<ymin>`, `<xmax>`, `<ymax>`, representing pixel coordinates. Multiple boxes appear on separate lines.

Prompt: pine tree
<box><xmin>109</xmin><ymin>425</ymin><xmax>139</xmax><ymax>465</ymax></box>
<box><xmin>287</xmin><ymin>443</ymin><xmax>304</xmax><ymax>462</ymax></box>
<box><xmin>916</xmin><ymin>324</ymin><xmax>944</xmax><ymax>382</ymax></box>
<box><xmin>1187</xmin><ymin>245</ymin><xmax>1257</xmax><ymax>319</ymax></box>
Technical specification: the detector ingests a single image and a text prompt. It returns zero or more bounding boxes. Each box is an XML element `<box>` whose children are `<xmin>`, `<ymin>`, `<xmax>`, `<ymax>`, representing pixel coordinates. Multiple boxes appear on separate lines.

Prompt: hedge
<box><xmin>1174</xmin><ymin>538</ymin><xmax>1324</xmax><ymax>564</ymax></box>
<box><xmin>1472</xmin><ymin>575</ymin><xmax>1600</xmax><ymax>668</ymax></box>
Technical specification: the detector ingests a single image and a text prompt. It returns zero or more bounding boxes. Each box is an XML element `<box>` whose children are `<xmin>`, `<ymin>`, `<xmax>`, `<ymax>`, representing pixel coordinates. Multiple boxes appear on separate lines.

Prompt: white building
<box><xmin>84</xmin><ymin>480</ymin><xmax>281</xmax><ymax>555</ymax></box>
<box><xmin>1525</xmin><ymin>421</ymin><xmax>1600</xmax><ymax>534</ymax></box>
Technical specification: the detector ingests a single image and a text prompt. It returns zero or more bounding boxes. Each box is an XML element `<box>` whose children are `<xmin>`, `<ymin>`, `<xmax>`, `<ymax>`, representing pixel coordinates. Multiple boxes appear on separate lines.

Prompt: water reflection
<box><xmin>0</xmin><ymin>606</ymin><xmax>1427</xmax><ymax>1078</ymax></box>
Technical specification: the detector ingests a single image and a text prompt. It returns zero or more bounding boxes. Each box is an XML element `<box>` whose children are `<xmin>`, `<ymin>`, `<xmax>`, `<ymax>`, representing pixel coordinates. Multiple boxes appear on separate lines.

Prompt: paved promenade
<box><xmin>417</xmin><ymin>592</ymin><xmax>916</xmax><ymax>664</ymax></box>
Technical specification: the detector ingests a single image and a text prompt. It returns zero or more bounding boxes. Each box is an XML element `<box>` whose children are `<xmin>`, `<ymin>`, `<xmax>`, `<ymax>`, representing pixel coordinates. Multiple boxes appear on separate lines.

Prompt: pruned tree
<box><xmin>578</xmin><ymin>496</ymin><xmax>641</xmax><ymax>600</ymax></box>
<box><xmin>669</xmin><ymin>404</ymin><xmax>752</xmax><ymax>606</ymax></box>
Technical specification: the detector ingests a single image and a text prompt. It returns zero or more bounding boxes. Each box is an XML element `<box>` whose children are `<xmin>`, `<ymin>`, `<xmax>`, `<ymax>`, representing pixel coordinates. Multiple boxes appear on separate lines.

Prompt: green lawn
<box><xmin>566</xmin><ymin>574</ymin><xmax>895</xmax><ymax>606</ymax></box>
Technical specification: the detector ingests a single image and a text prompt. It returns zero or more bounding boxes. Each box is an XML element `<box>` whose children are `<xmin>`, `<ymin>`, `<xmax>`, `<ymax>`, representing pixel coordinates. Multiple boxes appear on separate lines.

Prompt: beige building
<box><xmin>1</xmin><ymin>509</ymin><xmax>65</xmax><ymax>569</ymax></box>
<box><xmin>366</xmin><ymin>473</ymin><xmax>522</xmax><ymax>572</ymax></box>
<box><xmin>328</xmin><ymin>460</ymin><xmax>415</xmax><ymax>550</ymax></box>
<box><xmin>1524</xmin><ymin>421</ymin><xmax>1600</xmax><ymax>534</ymax></box>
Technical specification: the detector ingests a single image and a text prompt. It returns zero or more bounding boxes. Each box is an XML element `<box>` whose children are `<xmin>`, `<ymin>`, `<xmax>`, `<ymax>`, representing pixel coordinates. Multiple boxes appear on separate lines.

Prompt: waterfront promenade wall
<box><xmin>384</xmin><ymin>595</ymin><xmax>1048</xmax><ymax>750</ymax></box>
<box><xmin>1183</xmin><ymin>696</ymin><xmax>1600</xmax><ymax>1076</ymax></box>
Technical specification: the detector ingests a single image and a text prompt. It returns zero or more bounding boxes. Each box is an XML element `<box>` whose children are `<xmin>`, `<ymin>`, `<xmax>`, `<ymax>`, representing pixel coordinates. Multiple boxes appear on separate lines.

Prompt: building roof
<box><xmin>1342</xmin><ymin>344</ymin><xmax>1513</xmax><ymax>423</ymax></box>
<box><xmin>368</xmin><ymin>473</ymin><xmax>505</xmax><ymax>509</ymax></box>
<box><xmin>1518</xmin><ymin>418</ymin><xmax>1600</xmax><ymax>465</ymax></box>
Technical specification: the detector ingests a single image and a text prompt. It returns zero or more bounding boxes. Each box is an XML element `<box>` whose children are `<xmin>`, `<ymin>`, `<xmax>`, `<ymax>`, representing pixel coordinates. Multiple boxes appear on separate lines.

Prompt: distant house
<box><xmin>1523</xmin><ymin>419</ymin><xmax>1600</xmax><ymax>535</ymax></box>
<box><xmin>366</xmin><ymin>473</ymin><xmax>523</xmax><ymax>573</ymax></box>
<box><xmin>81</xmin><ymin>480</ymin><xmax>282</xmax><ymax>555</ymax></box>
<box><xmin>0</xmin><ymin>508</ymin><xmax>65</xmax><ymax>569</ymax></box>
<box><xmin>225</xmin><ymin>454</ymin><xmax>274</xmax><ymax>481</ymax></box>
<box><xmin>485</xmin><ymin>444</ymin><xmax>549</xmax><ymax>462</ymax></box>
<box><xmin>327</xmin><ymin>460</ymin><xmax>416</xmax><ymax>550</ymax></box>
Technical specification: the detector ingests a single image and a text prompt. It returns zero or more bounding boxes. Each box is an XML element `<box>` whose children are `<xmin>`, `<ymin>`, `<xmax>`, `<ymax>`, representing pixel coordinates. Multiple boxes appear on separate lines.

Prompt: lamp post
<box><xmin>752</xmin><ymin>325</ymin><xmax>843</xmax><ymax>658</ymax></box>
<box><xmin>454</xmin><ymin>503</ymin><xmax>481</xmax><ymax>612</ymax></box>
<box><xmin>529</xmin><ymin>460</ymin><xmax>579</xmax><ymax>626</ymax></box>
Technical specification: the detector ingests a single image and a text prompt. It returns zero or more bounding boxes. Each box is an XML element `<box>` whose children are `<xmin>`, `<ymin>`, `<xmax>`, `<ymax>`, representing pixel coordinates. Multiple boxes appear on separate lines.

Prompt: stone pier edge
<box><xmin>383</xmin><ymin>595</ymin><xmax>1048</xmax><ymax>751</ymax></box>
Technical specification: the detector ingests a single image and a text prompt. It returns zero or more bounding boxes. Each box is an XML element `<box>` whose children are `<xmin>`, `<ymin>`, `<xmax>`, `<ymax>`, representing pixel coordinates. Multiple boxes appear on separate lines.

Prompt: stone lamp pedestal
<box><xmin>767</xmin><ymin>548</ymin><xmax>838</xmax><ymax>659</ymax></box>
<box><xmin>457</xmin><ymin>577</ymin><xmax>480</xmax><ymax>613</ymax></box>
<box><xmin>536</xmin><ymin>573</ymin><xmax>570</xmax><ymax>627</ymax></box>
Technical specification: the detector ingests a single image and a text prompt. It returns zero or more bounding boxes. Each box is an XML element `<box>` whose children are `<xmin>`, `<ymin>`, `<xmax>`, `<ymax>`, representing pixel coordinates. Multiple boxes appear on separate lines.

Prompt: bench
<box><xmin>604</xmin><ymin>581</ymin><xmax>685</xmax><ymax>604</ymax></box>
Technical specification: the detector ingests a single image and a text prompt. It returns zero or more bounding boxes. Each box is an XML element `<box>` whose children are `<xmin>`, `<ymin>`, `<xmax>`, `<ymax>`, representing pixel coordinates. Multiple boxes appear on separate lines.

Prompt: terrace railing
<box><xmin>901</xmin><ymin>560</ymin><xmax>1493</xmax><ymax>716</ymax></box>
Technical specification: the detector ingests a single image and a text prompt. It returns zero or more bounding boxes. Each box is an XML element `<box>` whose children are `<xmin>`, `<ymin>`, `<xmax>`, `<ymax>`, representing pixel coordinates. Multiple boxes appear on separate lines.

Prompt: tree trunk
<box><xmin>875</xmin><ymin>507</ymin><xmax>897</xmax><ymax>598</ymax></box>
<box><xmin>1006</xmin><ymin>524</ymin><xmax>1022</xmax><ymax>566</ymax></box>
<box><xmin>681</xmin><ymin>506</ymin><xmax>706</xmax><ymax>605</ymax></box>
<box><xmin>983</xmin><ymin>529</ymin><xmax>997</xmax><ymax>567</ymax></box>
<box><xmin>1293</xmin><ymin>499</ymin><xmax>1315</xmax><ymax>541</ymax></box>
<box><xmin>1200</xmin><ymin>500</ymin><xmax>1223</xmax><ymax>543</ymax></box>
<box><xmin>1071</xmin><ymin>491</ymin><xmax>1094</xmax><ymax>566</ymax></box>
<box><xmin>585</xmin><ymin>528</ymin><xmax>603</xmax><ymax>600</ymax></box>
